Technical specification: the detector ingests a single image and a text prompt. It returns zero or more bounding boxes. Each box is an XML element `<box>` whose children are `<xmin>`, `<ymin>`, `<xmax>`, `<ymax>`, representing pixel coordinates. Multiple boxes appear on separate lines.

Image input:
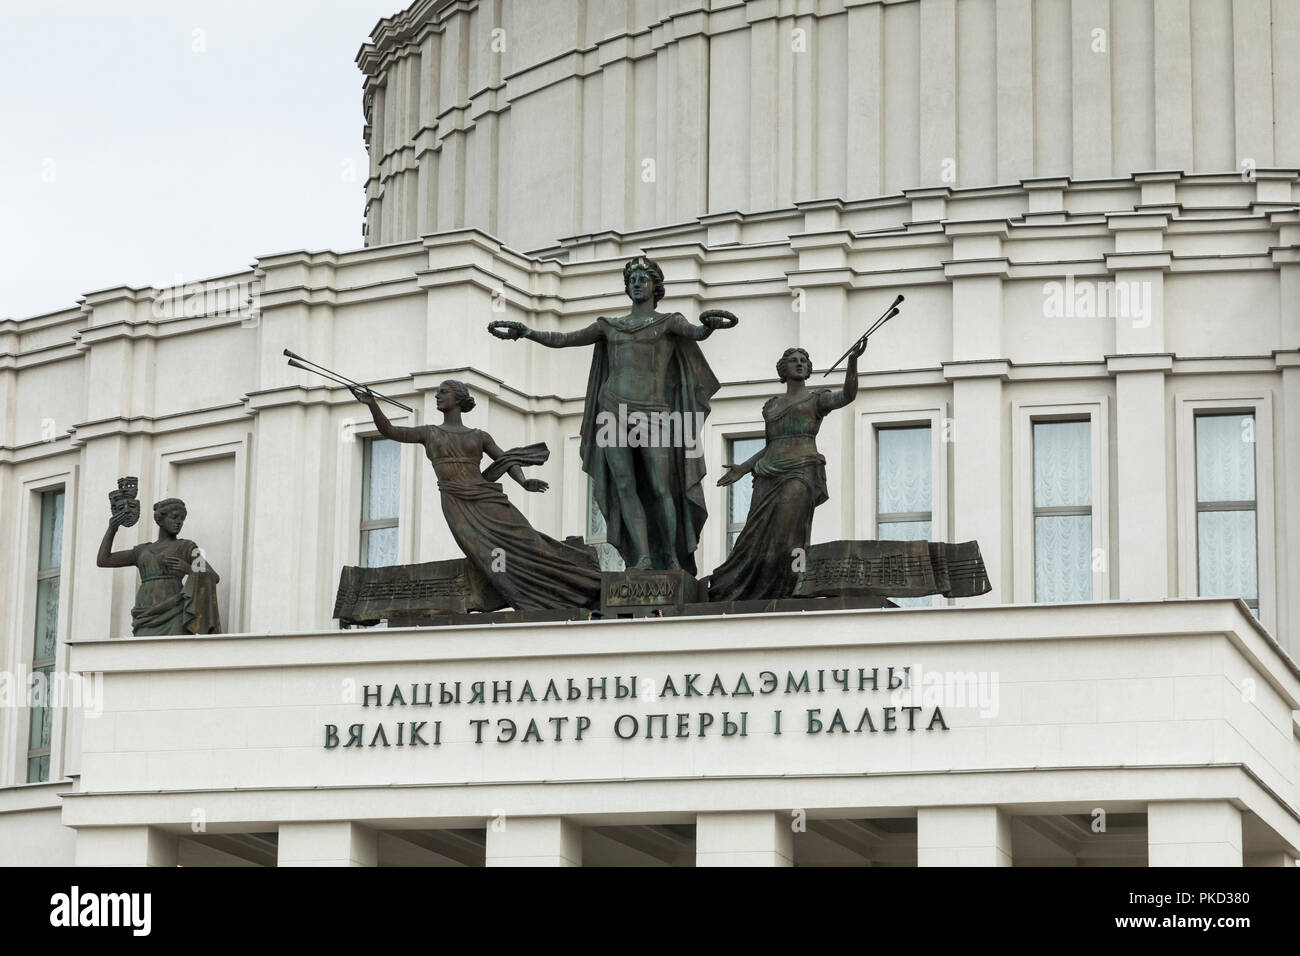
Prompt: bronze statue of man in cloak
<box><xmin>490</xmin><ymin>257</ymin><xmax>737</xmax><ymax>572</ymax></box>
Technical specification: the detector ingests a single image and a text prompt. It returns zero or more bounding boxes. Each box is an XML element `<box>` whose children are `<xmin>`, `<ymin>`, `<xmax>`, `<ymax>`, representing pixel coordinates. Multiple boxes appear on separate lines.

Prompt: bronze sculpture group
<box><xmin>100</xmin><ymin>255</ymin><xmax>987</xmax><ymax>633</ymax></box>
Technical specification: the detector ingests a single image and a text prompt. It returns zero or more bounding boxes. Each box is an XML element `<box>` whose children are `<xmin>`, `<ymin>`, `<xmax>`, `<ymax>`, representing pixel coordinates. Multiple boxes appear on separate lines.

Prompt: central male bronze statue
<box><xmin>489</xmin><ymin>257</ymin><xmax>737</xmax><ymax>573</ymax></box>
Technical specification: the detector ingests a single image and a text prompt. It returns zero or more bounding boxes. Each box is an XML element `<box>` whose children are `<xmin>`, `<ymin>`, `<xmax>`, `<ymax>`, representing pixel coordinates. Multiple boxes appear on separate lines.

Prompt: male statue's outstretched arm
<box><xmin>488</xmin><ymin>320</ymin><xmax>602</xmax><ymax>348</ymax></box>
<box><xmin>668</xmin><ymin>309</ymin><xmax>739</xmax><ymax>341</ymax></box>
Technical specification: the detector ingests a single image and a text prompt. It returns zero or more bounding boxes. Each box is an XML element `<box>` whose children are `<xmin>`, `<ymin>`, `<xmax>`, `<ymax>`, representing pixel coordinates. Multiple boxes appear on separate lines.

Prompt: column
<box><xmin>1147</xmin><ymin>800</ymin><xmax>1243</xmax><ymax>867</ymax></box>
<box><xmin>278</xmin><ymin>822</ymin><xmax>378</xmax><ymax>867</ymax></box>
<box><xmin>946</xmin><ymin>224</ymin><xmax>1010</xmax><ymax>601</ymax></box>
<box><xmin>995</xmin><ymin>0</ymin><xmax>1034</xmax><ymax>183</ymax></box>
<box><xmin>917</xmin><ymin>806</ymin><xmax>1013</xmax><ymax>866</ymax></box>
<box><xmin>1153</xmin><ymin>0</ymin><xmax>1193</xmax><ymax>170</ymax></box>
<box><xmin>415</xmin><ymin>32</ymin><xmax>440</xmax><ymax>237</ymax></box>
<box><xmin>599</xmin><ymin>51</ymin><xmax>633</xmax><ymax>233</ymax></box>
<box><xmin>435</xmin><ymin>9</ymin><xmax>470</xmax><ymax>233</ymax></box>
<box><xmin>670</xmin><ymin>24</ymin><xmax>710</xmax><ymax>222</ymax></box>
<box><xmin>75</xmin><ymin>826</ymin><xmax>178</xmax><ymax>867</ymax></box>
<box><xmin>1106</xmin><ymin>217</ymin><xmax>1173</xmax><ymax>601</ymax></box>
<box><xmin>918</xmin><ymin>0</ymin><xmax>957</xmax><ymax>187</ymax></box>
<box><xmin>1112</xmin><ymin>363</ymin><xmax>1172</xmax><ymax>599</ymax></box>
<box><xmin>1070</xmin><ymin>0</ymin><xmax>1112</xmax><ymax>179</ymax></box>
<box><xmin>844</xmin><ymin>1</ymin><xmax>883</xmax><ymax>199</ymax></box>
<box><xmin>748</xmin><ymin>16</ymin><xmax>778</xmax><ymax>213</ymax></box>
<box><xmin>1231</xmin><ymin>0</ymin><xmax>1274</xmax><ymax>170</ymax></box>
<box><xmin>696</xmin><ymin>811</ymin><xmax>794</xmax><ymax>867</ymax></box>
<box><xmin>949</xmin><ymin>372</ymin><xmax>1009</xmax><ymax>602</ymax></box>
<box><xmin>485</xmin><ymin>816</ymin><xmax>582</xmax><ymax>867</ymax></box>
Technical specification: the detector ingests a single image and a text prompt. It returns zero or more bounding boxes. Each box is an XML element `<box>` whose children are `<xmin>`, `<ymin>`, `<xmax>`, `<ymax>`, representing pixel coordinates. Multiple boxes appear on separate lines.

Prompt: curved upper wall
<box><xmin>356</xmin><ymin>0</ymin><xmax>1300</xmax><ymax>250</ymax></box>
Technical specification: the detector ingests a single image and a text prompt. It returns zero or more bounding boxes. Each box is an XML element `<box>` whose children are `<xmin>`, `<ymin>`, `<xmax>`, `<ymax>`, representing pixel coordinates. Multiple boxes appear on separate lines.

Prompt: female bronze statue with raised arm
<box><xmin>97</xmin><ymin>495</ymin><xmax>222</xmax><ymax>635</ymax></box>
<box><xmin>706</xmin><ymin>340</ymin><xmax>867</xmax><ymax>602</ymax></box>
<box><xmin>351</xmin><ymin>379</ymin><xmax>603</xmax><ymax>610</ymax></box>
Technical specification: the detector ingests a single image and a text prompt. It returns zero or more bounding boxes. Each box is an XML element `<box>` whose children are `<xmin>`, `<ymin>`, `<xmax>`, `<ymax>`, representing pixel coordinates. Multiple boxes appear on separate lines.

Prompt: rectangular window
<box><xmin>726</xmin><ymin>437</ymin><xmax>765</xmax><ymax>554</ymax></box>
<box><xmin>1032</xmin><ymin>420</ymin><xmax>1092</xmax><ymax>602</ymax></box>
<box><xmin>586</xmin><ymin>480</ymin><xmax>625</xmax><ymax>571</ymax></box>
<box><xmin>360</xmin><ymin>437</ymin><xmax>400</xmax><ymax>568</ymax></box>
<box><xmin>28</xmin><ymin>488</ymin><xmax>63</xmax><ymax>783</ymax></box>
<box><xmin>876</xmin><ymin>425</ymin><xmax>933</xmax><ymax>607</ymax></box>
<box><xmin>1195</xmin><ymin>413</ymin><xmax>1258</xmax><ymax>613</ymax></box>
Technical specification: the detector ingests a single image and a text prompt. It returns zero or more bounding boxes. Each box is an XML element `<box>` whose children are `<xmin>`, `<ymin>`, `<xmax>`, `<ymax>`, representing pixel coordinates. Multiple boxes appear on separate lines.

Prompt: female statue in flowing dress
<box><xmin>706</xmin><ymin>340</ymin><xmax>867</xmax><ymax>602</ymax></box>
<box><xmin>97</xmin><ymin>497</ymin><xmax>222</xmax><ymax>635</ymax></box>
<box><xmin>351</xmin><ymin>379</ymin><xmax>603</xmax><ymax>610</ymax></box>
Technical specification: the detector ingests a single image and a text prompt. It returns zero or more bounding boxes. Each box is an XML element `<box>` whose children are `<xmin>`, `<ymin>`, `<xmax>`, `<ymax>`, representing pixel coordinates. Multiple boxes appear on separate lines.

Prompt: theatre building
<box><xmin>2</xmin><ymin>0</ymin><xmax>1299</xmax><ymax>866</ymax></box>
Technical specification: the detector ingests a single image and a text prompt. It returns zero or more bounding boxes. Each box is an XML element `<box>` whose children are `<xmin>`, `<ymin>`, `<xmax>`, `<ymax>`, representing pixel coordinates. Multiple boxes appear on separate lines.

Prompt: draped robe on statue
<box><xmin>575</xmin><ymin>314</ymin><xmax>719</xmax><ymax>574</ymax></box>
<box><xmin>422</xmin><ymin>424</ymin><xmax>603</xmax><ymax>609</ymax></box>
<box><xmin>707</xmin><ymin>388</ymin><xmax>833</xmax><ymax>602</ymax></box>
<box><xmin>131</xmin><ymin>538</ymin><xmax>222</xmax><ymax>636</ymax></box>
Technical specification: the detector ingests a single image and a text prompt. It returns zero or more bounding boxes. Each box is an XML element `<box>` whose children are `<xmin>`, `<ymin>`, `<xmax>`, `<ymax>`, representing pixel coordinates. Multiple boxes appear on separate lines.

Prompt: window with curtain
<box><xmin>586</xmin><ymin>479</ymin><xmax>625</xmax><ymax>571</ymax></box>
<box><xmin>726</xmin><ymin>436</ymin><xmax>765</xmax><ymax>554</ymax></box>
<box><xmin>28</xmin><ymin>488</ymin><xmax>63</xmax><ymax>783</ymax></box>
<box><xmin>1195</xmin><ymin>413</ymin><xmax>1258</xmax><ymax>614</ymax></box>
<box><xmin>876</xmin><ymin>425</ymin><xmax>932</xmax><ymax>607</ymax></box>
<box><xmin>360</xmin><ymin>437</ymin><xmax>400</xmax><ymax>568</ymax></box>
<box><xmin>1033</xmin><ymin>419</ymin><xmax>1092</xmax><ymax>602</ymax></box>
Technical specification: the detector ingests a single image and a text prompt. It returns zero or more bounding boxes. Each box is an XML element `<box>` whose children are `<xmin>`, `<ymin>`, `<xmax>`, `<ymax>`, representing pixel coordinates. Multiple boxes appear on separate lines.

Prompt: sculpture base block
<box><xmin>334</xmin><ymin>559</ymin><xmax>507</xmax><ymax>627</ymax></box>
<box><xmin>684</xmin><ymin>595</ymin><xmax>894</xmax><ymax>615</ymax></box>
<box><xmin>794</xmin><ymin>539</ymin><xmax>992</xmax><ymax>599</ymax></box>
<box><xmin>373</xmin><ymin>594</ymin><xmax>893</xmax><ymax>628</ymax></box>
<box><xmin>599</xmin><ymin>569</ymin><xmax>703</xmax><ymax>618</ymax></box>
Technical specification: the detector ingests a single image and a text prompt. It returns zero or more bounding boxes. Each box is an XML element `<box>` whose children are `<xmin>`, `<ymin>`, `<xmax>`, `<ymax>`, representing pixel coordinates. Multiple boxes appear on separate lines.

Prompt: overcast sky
<box><xmin>1</xmin><ymin>0</ymin><xmax>400</xmax><ymax>319</ymax></box>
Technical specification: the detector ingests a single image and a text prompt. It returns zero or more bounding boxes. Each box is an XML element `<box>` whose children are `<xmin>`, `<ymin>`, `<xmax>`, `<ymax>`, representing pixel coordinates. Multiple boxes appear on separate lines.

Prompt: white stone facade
<box><xmin>1</xmin><ymin>0</ymin><xmax>1298</xmax><ymax>866</ymax></box>
<box><xmin>357</xmin><ymin>0</ymin><xmax>1300</xmax><ymax>251</ymax></box>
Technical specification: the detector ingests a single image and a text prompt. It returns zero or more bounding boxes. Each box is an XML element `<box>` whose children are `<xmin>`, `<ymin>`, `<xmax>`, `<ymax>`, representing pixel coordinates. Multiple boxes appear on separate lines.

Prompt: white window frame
<box><xmin>1012</xmin><ymin>398</ymin><xmax>1111</xmax><ymax>603</ymax></box>
<box><xmin>873</xmin><ymin>425</ymin><xmax>935</xmax><ymax>531</ymax></box>
<box><xmin>1</xmin><ymin>468</ymin><xmax>75</xmax><ymax>789</ymax></box>
<box><xmin>360</xmin><ymin>436</ymin><xmax>401</xmax><ymax>568</ymax></box>
<box><xmin>27</xmin><ymin>488</ymin><xmax>64</xmax><ymax>783</ymax></box>
<box><xmin>1176</xmin><ymin>392</ymin><xmax>1275</xmax><ymax>632</ymax></box>
<box><xmin>856</xmin><ymin>403</ymin><xmax>950</xmax><ymax>543</ymax></box>
<box><xmin>704</xmin><ymin>416</ymin><xmax>766</xmax><ymax>576</ymax></box>
<box><xmin>333</xmin><ymin>411</ymin><xmax>417</xmax><ymax>575</ymax></box>
<box><xmin>725</xmin><ymin>435</ymin><xmax>767</xmax><ymax>556</ymax></box>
